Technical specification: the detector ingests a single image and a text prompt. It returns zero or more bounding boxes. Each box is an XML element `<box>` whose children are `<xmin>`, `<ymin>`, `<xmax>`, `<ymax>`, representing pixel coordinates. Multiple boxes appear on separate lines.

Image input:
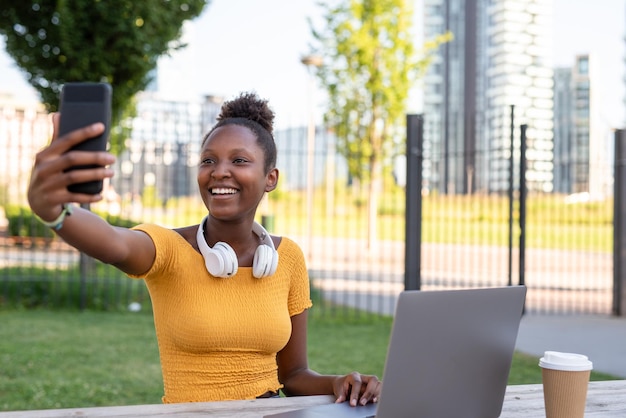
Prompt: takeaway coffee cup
<box><xmin>539</xmin><ymin>351</ymin><xmax>593</xmax><ymax>418</ymax></box>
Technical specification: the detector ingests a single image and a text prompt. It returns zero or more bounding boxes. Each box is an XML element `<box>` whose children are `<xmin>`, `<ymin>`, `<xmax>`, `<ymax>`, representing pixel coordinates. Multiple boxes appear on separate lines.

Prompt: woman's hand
<box><xmin>27</xmin><ymin>113</ymin><xmax>116</xmax><ymax>221</ymax></box>
<box><xmin>333</xmin><ymin>372</ymin><xmax>382</xmax><ymax>406</ymax></box>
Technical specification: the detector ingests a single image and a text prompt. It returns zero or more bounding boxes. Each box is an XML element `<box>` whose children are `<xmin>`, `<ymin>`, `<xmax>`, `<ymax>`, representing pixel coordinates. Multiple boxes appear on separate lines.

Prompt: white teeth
<box><xmin>211</xmin><ymin>188</ymin><xmax>237</xmax><ymax>195</ymax></box>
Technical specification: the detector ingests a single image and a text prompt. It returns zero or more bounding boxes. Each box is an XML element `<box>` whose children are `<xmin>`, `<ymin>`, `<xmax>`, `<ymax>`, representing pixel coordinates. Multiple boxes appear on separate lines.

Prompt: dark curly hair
<box><xmin>202</xmin><ymin>91</ymin><xmax>277</xmax><ymax>173</ymax></box>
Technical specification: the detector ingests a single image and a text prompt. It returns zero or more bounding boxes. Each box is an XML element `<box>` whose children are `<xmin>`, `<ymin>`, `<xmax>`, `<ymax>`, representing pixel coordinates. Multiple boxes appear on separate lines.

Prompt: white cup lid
<box><xmin>539</xmin><ymin>351</ymin><xmax>593</xmax><ymax>371</ymax></box>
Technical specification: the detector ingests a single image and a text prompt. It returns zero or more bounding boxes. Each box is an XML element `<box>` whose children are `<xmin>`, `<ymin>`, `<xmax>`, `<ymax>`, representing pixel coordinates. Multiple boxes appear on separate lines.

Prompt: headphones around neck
<box><xmin>196</xmin><ymin>216</ymin><xmax>279</xmax><ymax>278</ymax></box>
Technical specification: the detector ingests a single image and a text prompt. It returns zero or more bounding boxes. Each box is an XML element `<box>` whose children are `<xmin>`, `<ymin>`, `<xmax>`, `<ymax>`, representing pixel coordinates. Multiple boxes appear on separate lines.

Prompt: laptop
<box><xmin>265</xmin><ymin>286</ymin><xmax>527</xmax><ymax>418</ymax></box>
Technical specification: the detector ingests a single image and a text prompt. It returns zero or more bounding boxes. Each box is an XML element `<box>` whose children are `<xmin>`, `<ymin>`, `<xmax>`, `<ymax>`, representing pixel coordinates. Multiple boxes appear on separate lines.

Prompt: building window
<box><xmin>577</xmin><ymin>56</ymin><xmax>589</xmax><ymax>75</ymax></box>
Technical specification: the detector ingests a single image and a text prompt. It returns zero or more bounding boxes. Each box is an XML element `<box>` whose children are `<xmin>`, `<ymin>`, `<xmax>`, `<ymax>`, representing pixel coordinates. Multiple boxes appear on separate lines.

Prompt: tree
<box><xmin>309</xmin><ymin>0</ymin><xmax>451</xmax><ymax>248</ymax></box>
<box><xmin>0</xmin><ymin>0</ymin><xmax>208</xmax><ymax>154</ymax></box>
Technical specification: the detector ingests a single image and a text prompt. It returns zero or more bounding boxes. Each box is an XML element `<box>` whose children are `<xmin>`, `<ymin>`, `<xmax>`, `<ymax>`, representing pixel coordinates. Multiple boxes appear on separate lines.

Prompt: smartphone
<box><xmin>58</xmin><ymin>82</ymin><xmax>112</xmax><ymax>194</ymax></box>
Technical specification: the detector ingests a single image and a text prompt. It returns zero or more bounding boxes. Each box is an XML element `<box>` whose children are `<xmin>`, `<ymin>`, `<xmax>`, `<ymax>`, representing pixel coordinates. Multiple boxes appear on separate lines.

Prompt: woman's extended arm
<box><xmin>27</xmin><ymin>114</ymin><xmax>155</xmax><ymax>275</ymax></box>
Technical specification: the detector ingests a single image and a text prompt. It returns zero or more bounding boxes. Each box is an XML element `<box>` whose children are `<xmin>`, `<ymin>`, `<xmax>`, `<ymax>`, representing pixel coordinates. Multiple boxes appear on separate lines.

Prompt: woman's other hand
<box><xmin>333</xmin><ymin>372</ymin><xmax>382</xmax><ymax>406</ymax></box>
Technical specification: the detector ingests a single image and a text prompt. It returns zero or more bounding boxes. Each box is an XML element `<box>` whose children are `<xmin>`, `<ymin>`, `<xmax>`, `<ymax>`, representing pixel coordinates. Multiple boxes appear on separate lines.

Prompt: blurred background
<box><xmin>0</xmin><ymin>0</ymin><xmax>624</xmax><ymax>316</ymax></box>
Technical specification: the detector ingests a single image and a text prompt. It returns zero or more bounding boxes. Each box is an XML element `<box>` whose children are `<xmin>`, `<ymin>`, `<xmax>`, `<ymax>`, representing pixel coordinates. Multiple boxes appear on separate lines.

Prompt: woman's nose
<box><xmin>210</xmin><ymin>161</ymin><xmax>231</xmax><ymax>178</ymax></box>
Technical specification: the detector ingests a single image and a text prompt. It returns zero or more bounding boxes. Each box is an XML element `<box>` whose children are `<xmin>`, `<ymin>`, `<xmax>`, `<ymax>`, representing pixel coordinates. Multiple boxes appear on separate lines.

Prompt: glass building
<box><xmin>422</xmin><ymin>0</ymin><xmax>554</xmax><ymax>194</ymax></box>
<box><xmin>554</xmin><ymin>55</ymin><xmax>611</xmax><ymax>199</ymax></box>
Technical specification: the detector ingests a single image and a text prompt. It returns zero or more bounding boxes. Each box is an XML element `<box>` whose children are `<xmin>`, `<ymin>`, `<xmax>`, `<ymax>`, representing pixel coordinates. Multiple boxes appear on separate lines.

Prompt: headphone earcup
<box><xmin>205</xmin><ymin>242</ymin><xmax>238</xmax><ymax>277</ymax></box>
<box><xmin>197</xmin><ymin>217</ymin><xmax>278</xmax><ymax>279</ymax></box>
<box><xmin>252</xmin><ymin>244</ymin><xmax>279</xmax><ymax>278</ymax></box>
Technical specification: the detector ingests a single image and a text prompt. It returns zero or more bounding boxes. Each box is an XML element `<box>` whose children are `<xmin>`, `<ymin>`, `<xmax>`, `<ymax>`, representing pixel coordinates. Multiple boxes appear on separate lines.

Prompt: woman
<box><xmin>27</xmin><ymin>91</ymin><xmax>381</xmax><ymax>406</ymax></box>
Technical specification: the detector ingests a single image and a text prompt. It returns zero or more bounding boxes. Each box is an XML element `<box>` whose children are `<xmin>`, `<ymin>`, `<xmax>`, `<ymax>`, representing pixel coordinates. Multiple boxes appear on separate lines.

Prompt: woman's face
<box><xmin>197</xmin><ymin>124</ymin><xmax>278</xmax><ymax>222</ymax></box>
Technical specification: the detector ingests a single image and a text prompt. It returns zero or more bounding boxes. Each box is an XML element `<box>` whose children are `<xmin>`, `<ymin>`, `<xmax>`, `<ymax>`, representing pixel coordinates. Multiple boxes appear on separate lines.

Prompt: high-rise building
<box><xmin>554</xmin><ymin>55</ymin><xmax>610</xmax><ymax>198</ymax></box>
<box><xmin>552</xmin><ymin>66</ymin><xmax>573</xmax><ymax>193</ymax></box>
<box><xmin>422</xmin><ymin>0</ymin><xmax>554</xmax><ymax>194</ymax></box>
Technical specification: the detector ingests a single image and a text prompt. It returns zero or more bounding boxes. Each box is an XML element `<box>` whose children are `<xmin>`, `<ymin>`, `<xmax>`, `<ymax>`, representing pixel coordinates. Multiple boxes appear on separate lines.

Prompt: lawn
<box><xmin>0</xmin><ymin>310</ymin><xmax>618</xmax><ymax>412</ymax></box>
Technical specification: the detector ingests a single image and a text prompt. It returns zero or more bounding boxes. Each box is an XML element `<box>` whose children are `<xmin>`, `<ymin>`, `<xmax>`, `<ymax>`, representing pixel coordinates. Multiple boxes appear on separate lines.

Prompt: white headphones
<box><xmin>196</xmin><ymin>216</ymin><xmax>279</xmax><ymax>278</ymax></box>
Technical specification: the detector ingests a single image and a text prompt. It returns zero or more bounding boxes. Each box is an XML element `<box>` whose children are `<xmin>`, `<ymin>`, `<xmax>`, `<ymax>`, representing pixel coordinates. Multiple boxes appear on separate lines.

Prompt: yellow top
<box><xmin>129</xmin><ymin>223</ymin><xmax>312</xmax><ymax>403</ymax></box>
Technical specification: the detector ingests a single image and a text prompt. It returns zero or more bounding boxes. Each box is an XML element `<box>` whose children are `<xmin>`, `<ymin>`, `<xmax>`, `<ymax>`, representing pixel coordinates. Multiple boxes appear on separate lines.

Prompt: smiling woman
<box><xmin>25</xmin><ymin>91</ymin><xmax>382</xmax><ymax>406</ymax></box>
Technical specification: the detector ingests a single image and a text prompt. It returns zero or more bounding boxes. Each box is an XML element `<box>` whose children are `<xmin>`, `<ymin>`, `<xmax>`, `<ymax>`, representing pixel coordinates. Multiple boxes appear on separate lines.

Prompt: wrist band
<box><xmin>38</xmin><ymin>204</ymin><xmax>73</xmax><ymax>231</ymax></box>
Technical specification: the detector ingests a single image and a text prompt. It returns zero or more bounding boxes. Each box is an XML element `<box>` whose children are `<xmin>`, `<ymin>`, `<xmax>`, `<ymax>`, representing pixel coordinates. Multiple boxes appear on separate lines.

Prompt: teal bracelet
<box><xmin>37</xmin><ymin>204</ymin><xmax>73</xmax><ymax>231</ymax></box>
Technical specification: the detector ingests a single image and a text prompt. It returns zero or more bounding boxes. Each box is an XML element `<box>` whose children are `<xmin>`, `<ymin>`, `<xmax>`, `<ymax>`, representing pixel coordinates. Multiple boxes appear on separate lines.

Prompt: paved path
<box><xmin>515</xmin><ymin>314</ymin><xmax>626</xmax><ymax>378</ymax></box>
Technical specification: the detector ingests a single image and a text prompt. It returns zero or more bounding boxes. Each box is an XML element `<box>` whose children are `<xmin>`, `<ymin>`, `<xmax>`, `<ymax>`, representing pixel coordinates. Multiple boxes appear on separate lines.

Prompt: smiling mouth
<box><xmin>211</xmin><ymin>187</ymin><xmax>238</xmax><ymax>195</ymax></box>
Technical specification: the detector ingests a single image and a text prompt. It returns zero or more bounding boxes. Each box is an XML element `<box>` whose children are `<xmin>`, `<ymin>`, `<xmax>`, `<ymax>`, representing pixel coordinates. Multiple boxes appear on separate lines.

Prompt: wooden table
<box><xmin>0</xmin><ymin>380</ymin><xmax>624</xmax><ymax>417</ymax></box>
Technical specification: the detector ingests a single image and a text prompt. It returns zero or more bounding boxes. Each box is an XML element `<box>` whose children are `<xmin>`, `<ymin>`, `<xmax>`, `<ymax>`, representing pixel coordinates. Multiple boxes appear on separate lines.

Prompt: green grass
<box><xmin>263</xmin><ymin>191</ymin><xmax>613</xmax><ymax>252</ymax></box>
<box><xmin>0</xmin><ymin>310</ymin><xmax>162</xmax><ymax>411</ymax></box>
<box><xmin>0</xmin><ymin>310</ymin><xmax>618</xmax><ymax>412</ymax></box>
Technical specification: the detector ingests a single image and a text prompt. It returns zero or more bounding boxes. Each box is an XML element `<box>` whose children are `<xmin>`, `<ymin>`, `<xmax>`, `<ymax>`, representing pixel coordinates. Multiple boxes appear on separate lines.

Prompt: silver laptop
<box><xmin>265</xmin><ymin>286</ymin><xmax>527</xmax><ymax>418</ymax></box>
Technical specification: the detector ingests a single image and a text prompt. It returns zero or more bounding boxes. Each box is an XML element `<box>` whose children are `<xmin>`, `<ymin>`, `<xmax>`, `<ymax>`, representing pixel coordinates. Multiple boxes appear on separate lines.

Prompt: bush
<box><xmin>103</xmin><ymin>213</ymin><xmax>138</xmax><ymax>229</ymax></box>
<box><xmin>4</xmin><ymin>205</ymin><xmax>55</xmax><ymax>240</ymax></box>
<box><xmin>0</xmin><ymin>265</ymin><xmax>150</xmax><ymax>311</ymax></box>
<box><xmin>3</xmin><ymin>205</ymin><xmax>138</xmax><ymax>239</ymax></box>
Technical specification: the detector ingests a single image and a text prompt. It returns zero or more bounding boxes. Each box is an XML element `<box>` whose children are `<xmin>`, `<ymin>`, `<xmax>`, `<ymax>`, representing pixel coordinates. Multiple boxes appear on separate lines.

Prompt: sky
<box><xmin>1</xmin><ymin>0</ymin><xmax>625</xmax><ymax>129</ymax></box>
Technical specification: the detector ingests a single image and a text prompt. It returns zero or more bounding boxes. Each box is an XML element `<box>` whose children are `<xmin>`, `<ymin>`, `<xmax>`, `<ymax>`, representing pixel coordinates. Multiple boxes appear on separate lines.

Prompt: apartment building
<box><xmin>422</xmin><ymin>0</ymin><xmax>554</xmax><ymax>194</ymax></box>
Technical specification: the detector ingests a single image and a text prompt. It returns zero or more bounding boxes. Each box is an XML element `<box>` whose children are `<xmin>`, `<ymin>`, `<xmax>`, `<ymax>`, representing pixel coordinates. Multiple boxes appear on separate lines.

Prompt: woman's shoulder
<box><xmin>132</xmin><ymin>223</ymin><xmax>193</xmax><ymax>247</ymax></box>
<box><xmin>173</xmin><ymin>224</ymin><xmax>197</xmax><ymax>245</ymax></box>
<box><xmin>275</xmin><ymin>235</ymin><xmax>305</xmax><ymax>258</ymax></box>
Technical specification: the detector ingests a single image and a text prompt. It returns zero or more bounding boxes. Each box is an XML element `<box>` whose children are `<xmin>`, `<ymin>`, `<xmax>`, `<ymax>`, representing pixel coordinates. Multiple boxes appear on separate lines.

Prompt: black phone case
<box><xmin>59</xmin><ymin>82</ymin><xmax>112</xmax><ymax>194</ymax></box>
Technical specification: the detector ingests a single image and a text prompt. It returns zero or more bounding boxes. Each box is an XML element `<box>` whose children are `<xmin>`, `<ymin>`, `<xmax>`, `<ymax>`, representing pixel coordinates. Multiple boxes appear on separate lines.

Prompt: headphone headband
<box><xmin>252</xmin><ymin>221</ymin><xmax>275</xmax><ymax>250</ymax></box>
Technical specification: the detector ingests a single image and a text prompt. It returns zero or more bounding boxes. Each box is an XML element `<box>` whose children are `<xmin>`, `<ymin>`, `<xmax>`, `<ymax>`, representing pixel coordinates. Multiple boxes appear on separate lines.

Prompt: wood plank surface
<box><xmin>0</xmin><ymin>380</ymin><xmax>624</xmax><ymax>417</ymax></box>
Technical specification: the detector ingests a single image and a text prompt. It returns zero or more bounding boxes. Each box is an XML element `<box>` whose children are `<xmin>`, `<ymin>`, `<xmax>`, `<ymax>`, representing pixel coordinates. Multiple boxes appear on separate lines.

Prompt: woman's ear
<box><xmin>265</xmin><ymin>167</ymin><xmax>279</xmax><ymax>192</ymax></box>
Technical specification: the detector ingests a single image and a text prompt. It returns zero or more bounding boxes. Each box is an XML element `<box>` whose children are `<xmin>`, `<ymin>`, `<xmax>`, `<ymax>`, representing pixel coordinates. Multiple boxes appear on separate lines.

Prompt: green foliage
<box><xmin>3</xmin><ymin>205</ymin><xmax>137</xmax><ymax>241</ymax></box>
<box><xmin>0</xmin><ymin>0</ymin><xmax>208</xmax><ymax>153</ymax></box>
<box><xmin>377</xmin><ymin>180</ymin><xmax>405</xmax><ymax>216</ymax></box>
<box><xmin>4</xmin><ymin>205</ymin><xmax>55</xmax><ymax>239</ymax></box>
<box><xmin>0</xmin><ymin>183</ymin><xmax>8</xmax><ymax>206</ymax></box>
<box><xmin>309</xmin><ymin>0</ymin><xmax>451</xmax><ymax>184</ymax></box>
<box><xmin>141</xmin><ymin>185</ymin><xmax>162</xmax><ymax>208</ymax></box>
<box><xmin>0</xmin><ymin>265</ymin><xmax>149</xmax><ymax>311</ymax></box>
<box><xmin>525</xmin><ymin>194</ymin><xmax>613</xmax><ymax>225</ymax></box>
<box><xmin>310</xmin><ymin>0</ymin><xmax>413</xmax><ymax>183</ymax></box>
<box><xmin>105</xmin><ymin>214</ymin><xmax>137</xmax><ymax>229</ymax></box>
<box><xmin>309</xmin><ymin>0</ymin><xmax>451</xmax><ymax>244</ymax></box>
<box><xmin>92</xmin><ymin>211</ymin><xmax>138</xmax><ymax>228</ymax></box>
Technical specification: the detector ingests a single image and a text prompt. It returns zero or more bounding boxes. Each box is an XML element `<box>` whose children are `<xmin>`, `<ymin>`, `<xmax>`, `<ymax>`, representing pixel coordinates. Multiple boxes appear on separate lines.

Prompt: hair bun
<box><xmin>217</xmin><ymin>91</ymin><xmax>274</xmax><ymax>135</ymax></box>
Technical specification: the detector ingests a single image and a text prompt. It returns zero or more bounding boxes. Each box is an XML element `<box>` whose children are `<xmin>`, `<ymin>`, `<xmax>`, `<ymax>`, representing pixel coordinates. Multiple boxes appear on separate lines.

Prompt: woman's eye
<box><xmin>201</xmin><ymin>158</ymin><xmax>215</xmax><ymax>165</ymax></box>
<box><xmin>233</xmin><ymin>158</ymin><xmax>247</xmax><ymax>164</ymax></box>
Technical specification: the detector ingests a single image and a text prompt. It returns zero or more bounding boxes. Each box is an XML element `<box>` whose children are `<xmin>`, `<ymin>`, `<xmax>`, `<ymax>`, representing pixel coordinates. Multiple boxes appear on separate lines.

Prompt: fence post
<box><xmin>508</xmin><ymin>105</ymin><xmax>515</xmax><ymax>286</ymax></box>
<box><xmin>614</xmin><ymin>129</ymin><xmax>626</xmax><ymax>316</ymax></box>
<box><xmin>405</xmin><ymin>114</ymin><xmax>423</xmax><ymax>291</ymax></box>
<box><xmin>519</xmin><ymin>124</ymin><xmax>527</xmax><ymax>287</ymax></box>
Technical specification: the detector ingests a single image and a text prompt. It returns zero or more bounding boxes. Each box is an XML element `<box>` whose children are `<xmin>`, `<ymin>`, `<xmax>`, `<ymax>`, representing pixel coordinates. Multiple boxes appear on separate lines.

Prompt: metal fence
<box><xmin>0</xmin><ymin>103</ymin><xmax>616</xmax><ymax>315</ymax></box>
<box><xmin>410</xmin><ymin>115</ymin><xmax>614</xmax><ymax>316</ymax></box>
